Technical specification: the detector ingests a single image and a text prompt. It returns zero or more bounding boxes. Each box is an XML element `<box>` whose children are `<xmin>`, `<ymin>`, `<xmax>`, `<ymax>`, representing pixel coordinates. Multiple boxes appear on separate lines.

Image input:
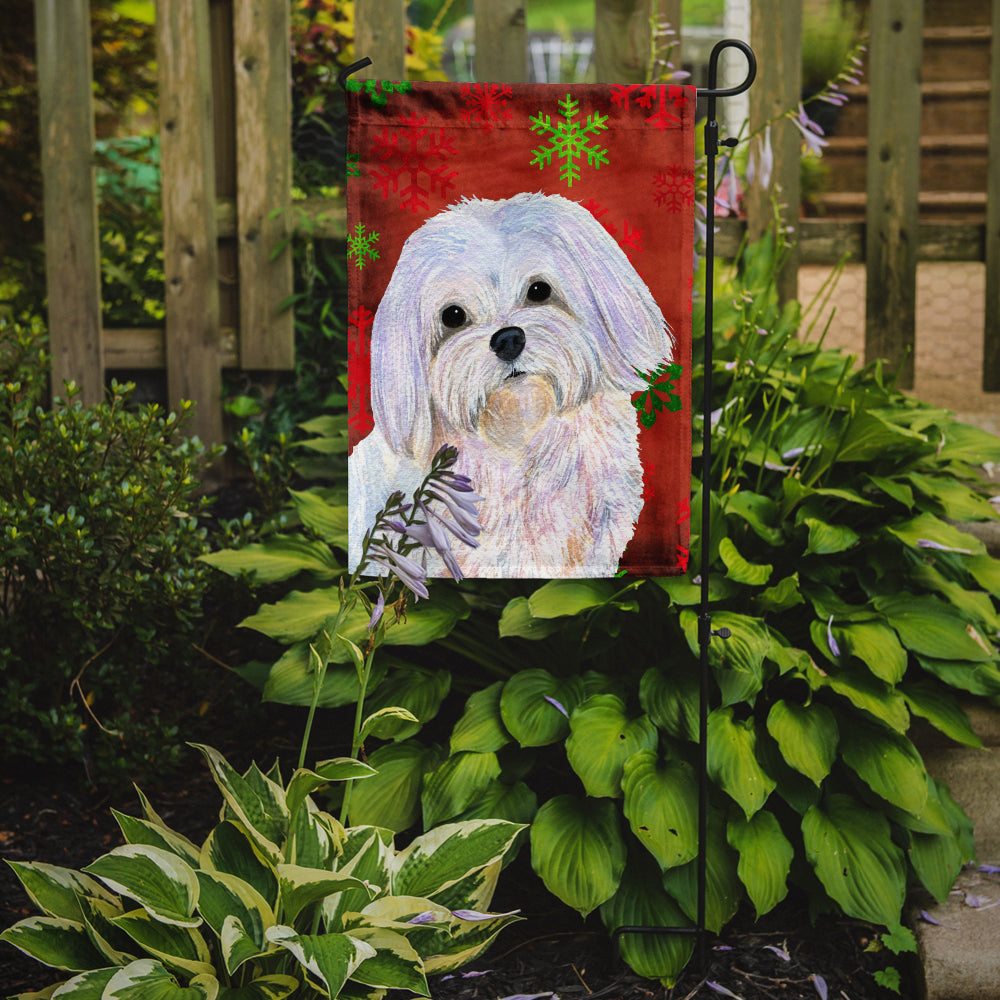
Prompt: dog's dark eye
<box><xmin>527</xmin><ymin>281</ymin><xmax>551</xmax><ymax>303</ymax></box>
<box><xmin>441</xmin><ymin>305</ymin><xmax>467</xmax><ymax>329</ymax></box>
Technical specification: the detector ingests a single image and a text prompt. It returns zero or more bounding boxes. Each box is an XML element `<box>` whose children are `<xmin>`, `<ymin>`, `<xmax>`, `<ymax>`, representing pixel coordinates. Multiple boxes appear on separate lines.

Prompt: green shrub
<box><xmin>1</xmin><ymin>743</ymin><xmax>524</xmax><ymax>998</ymax></box>
<box><xmin>0</xmin><ymin>317</ymin><xmax>220</xmax><ymax>783</ymax></box>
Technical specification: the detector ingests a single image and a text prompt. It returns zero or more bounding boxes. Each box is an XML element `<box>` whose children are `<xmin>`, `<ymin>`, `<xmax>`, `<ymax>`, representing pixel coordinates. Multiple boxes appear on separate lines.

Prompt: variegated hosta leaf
<box><xmin>112</xmin><ymin>810</ymin><xmax>202</xmax><ymax>868</ymax></box>
<box><xmin>599</xmin><ymin>854</ymin><xmax>694</xmax><ymax>987</ymax></box>
<box><xmin>421</xmin><ymin>751</ymin><xmax>501</xmax><ymax>829</ymax></box>
<box><xmin>4</xmin><ymin>861</ymin><xmax>118</xmax><ymax>922</ymax></box>
<box><xmin>323</xmin><ymin>829</ymin><xmax>393</xmax><ymax>931</ymax></box>
<box><xmin>565</xmin><ymin>695</ymin><xmax>658</xmax><ymax>799</ymax></box>
<box><xmin>420</xmin><ymin>859</ymin><xmax>502</xmax><ymax>918</ymax></box>
<box><xmin>420</xmin><ymin>906</ymin><xmax>523</xmax><ymax>975</ymax></box>
<box><xmin>706</xmin><ymin>707</ymin><xmax>776</xmax><ymax>819</ymax></box>
<box><xmin>0</xmin><ymin>916</ymin><xmax>107</xmax><ymax>972</ymax></box>
<box><xmin>499</xmin><ymin>669</ymin><xmax>585</xmax><ymax>747</ymax></box>
<box><xmin>214</xmin><ymin>975</ymin><xmax>300</xmax><ymax>1000</ymax></box>
<box><xmin>195</xmin><ymin>871</ymin><xmax>274</xmax><ymax>974</ymax></box>
<box><xmin>765</xmin><ymin>700</ymin><xmax>838</xmax><ymax>786</ymax></box>
<box><xmin>450</xmin><ymin>681</ymin><xmax>511</xmax><ymax>754</ymax></box>
<box><xmin>83</xmin><ymin>846</ymin><xmax>200</xmax><ymax>928</ymax></box>
<box><xmin>46</xmin><ymin>966</ymin><xmax>118</xmax><ymax>997</ymax></box>
<box><xmin>344</xmin><ymin>926</ymin><xmax>429</xmax><ymax>995</ymax></box>
<box><xmin>200</xmin><ymin>822</ymin><xmax>278</xmax><ymax>910</ymax></box>
<box><xmin>529</xmin><ymin>795</ymin><xmax>626</xmax><ymax>917</ymax></box>
<box><xmin>102</xmin><ymin>958</ymin><xmax>218</xmax><ymax>999</ymax></box>
<box><xmin>621</xmin><ymin>751</ymin><xmax>699</xmax><ymax>871</ymax></box>
<box><xmin>110</xmin><ymin>908</ymin><xmax>214</xmax><ymax>979</ymax></box>
<box><xmin>391</xmin><ymin>820</ymin><xmax>524</xmax><ymax>901</ymax></box>
<box><xmin>190</xmin><ymin>745</ymin><xmax>287</xmax><ymax>863</ymax></box>
<box><xmin>661</xmin><ymin>810</ymin><xmax>742</xmax><ymax>934</ymax></box>
<box><xmin>802</xmin><ymin>793</ymin><xmax>906</xmax><ymax>926</ymax></box>
<box><xmin>77</xmin><ymin>894</ymin><xmax>136</xmax><ymax>966</ymax></box>
<box><xmin>265</xmin><ymin>926</ymin><xmax>375</xmax><ymax>998</ymax></box>
<box><xmin>727</xmin><ymin>810</ymin><xmax>793</xmax><ymax>917</ymax></box>
<box><xmin>288</xmin><ymin>802</ymin><xmax>343</xmax><ymax>870</ymax></box>
<box><xmin>277</xmin><ymin>865</ymin><xmax>376</xmax><ymax>925</ymax></box>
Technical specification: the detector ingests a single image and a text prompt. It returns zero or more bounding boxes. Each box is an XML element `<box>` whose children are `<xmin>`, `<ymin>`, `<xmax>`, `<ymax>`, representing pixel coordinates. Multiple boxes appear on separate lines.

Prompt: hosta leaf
<box><xmin>909</xmin><ymin>829</ymin><xmax>965</xmax><ymax>905</ymax></box>
<box><xmin>966</xmin><ymin>553</ymin><xmax>1000</xmax><ymax>597</ymax></box>
<box><xmin>707</xmin><ymin>708</ymin><xmax>776</xmax><ymax>818</ymax></box>
<box><xmin>75</xmin><ymin>895</ymin><xmax>135</xmax><ymax>967</ymax></box>
<box><xmin>112</xmin><ymin>812</ymin><xmax>201</xmax><ymax>868</ymax></box>
<box><xmin>639</xmin><ymin>664</ymin><xmax>699</xmax><ymax>742</ymax></box>
<box><xmin>802</xmin><ymin>794</ymin><xmax>906</xmax><ymax>926</ymax></box>
<box><xmin>393</xmin><ymin>820</ymin><xmax>524</xmax><ymax>900</ymax></box>
<box><xmin>285</xmin><ymin>759</ymin><xmax>376</xmax><ymax>822</ymax></box>
<box><xmin>724</xmin><ymin>490</ymin><xmax>784</xmax><ymax>546</ymax></box>
<box><xmin>499</xmin><ymin>670</ymin><xmax>585</xmax><ymax>747</ymax></box>
<box><xmin>526</xmin><ymin>579</ymin><xmax>616</xmax><ymax>618</ymax></box>
<box><xmin>833</xmin><ymin>621</ymin><xmax>907</xmax><ymax>684</ymax></box>
<box><xmin>838</xmin><ymin>718</ymin><xmax>928</xmax><ymax>816</ymax></box>
<box><xmin>260</xmin><ymin>643</ymin><xmax>388</xmax><ymax>709</ymax></box>
<box><xmin>265</xmin><ymin>926</ymin><xmax>375</xmax><ymax>998</ymax></box>
<box><xmin>83</xmin><ymin>846</ymin><xmax>200</xmax><ymax>928</ymax></box>
<box><xmin>360</xmin><ymin>706</ymin><xmax>421</xmax><ymax>742</ymax></box>
<box><xmin>362</xmin><ymin>667</ymin><xmax>451</xmax><ymax>740</ymax></box>
<box><xmin>874</xmin><ymin>594</ymin><xmax>995</xmax><ymax>662</ymax></box>
<box><xmin>885</xmin><ymin>512</ymin><xmax>985</xmax><ymax>557</ymax></box>
<box><xmin>453</xmin><ymin>779</ymin><xmax>538</xmax><ymax>827</ymax></box>
<box><xmin>276</xmin><ymin>865</ymin><xmax>374</xmax><ymax>925</ymax></box>
<box><xmin>199</xmin><ymin>822</ymin><xmax>278</xmax><ymax>910</ymax></box>
<box><xmin>530</xmin><ymin>795</ymin><xmax>626</xmax><ymax>917</ymax></box>
<box><xmin>727</xmin><ymin>811</ymin><xmax>793</xmax><ymax>917</ymax></box>
<box><xmin>195</xmin><ymin>871</ymin><xmax>273</xmax><ymax>973</ymax></box>
<box><xmin>200</xmin><ymin>535</ymin><xmax>340</xmax><ymax>584</ymax></box>
<box><xmin>288</xmin><ymin>489</ymin><xmax>349</xmax><ymax>545</ymax></box>
<box><xmin>765</xmin><ymin>700</ymin><xmax>838</xmax><ymax>786</ymax></box>
<box><xmin>345</xmin><ymin>926</ymin><xmax>428</xmax><ymax>994</ymax></box>
<box><xmin>901</xmin><ymin>680</ymin><xmax>982</xmax><ymax>748</ymax></box>
<box><xmin>111</xmin><ymin>909</ymin><xmax>214</xmax><ymax>978</ymax></box>
<box><xmin>807</xmin><ymin>660</ymin><xmax>910</xmax><ymax>732</ymax></box>
<box><xmin>660</xmin><ymin>810</ymin><xmax>741</xmax><ymax>933</ymax></box>
<box><xmin>599</xmin><ymin>853</ymin><xmax>694</xmax><ymax>987</ymax></box>
<box><xmin>916</xmin><ymin>655</ymin><xmax>1000</xmax><ymax>697</ymax></box>
<box><xmin>935</xmin><ymin>421</ymin><xmax>1000</xmax><ymax>464</ymax></box>
<box><xmin>621</xmin><ymin>751</ymin><xmax>699</xmax><ymax>870</ymax></box>
<box><xmin>680</xmin><ymin>610</ymin><xmax>770</xmax><ymax>706</ymax></box>
<box><xmin>718</xmin><ymin>537</ymin><xmax>772</xmax><ymax>586</ymax></box>
<box><xmin>421</xmin><ymin>751</ymin><xmax>502</xmax><ymax>828</ymax></box>
<box><xmin>755</xmin><ymin>573</ymin><xmax>804</xmax><ymax>614</ymax></box>
<box><xmin>566</xmin><ymin>695</ymin><xmax>658</xmax><ymax>798</ymax></box>
<box><xmin>0</xmin><ymin>917</ymin><xmax>107</xmax><ymax>971</ymax></box>
<box><xmin>422</xmin><ymin>906</ymin><xmax>522</xmax><ymax>974</ymax></box>
<box><xmin>450</xmin><ymin>682</ymin><xmax>511</xmax><ymax>754</ymax></box>
<box><xmin>347</xmin><ymin>740</ymin><xmax>442</xmax><ymax>832</ymax></box>
<box><xmin>497</xmin><ymin>597</ymin><xmax>564</xmax><ymax>639</ymax></box>
<box><xmin>835</xmin><ymin>410</ymin><xmax>927</xmax><ymax>463</ymax></box>
<box><xmin>910</xmin><ymin>562</ymin><xmax>1000</xmax><ymax>633</ymax></box>
<box><xmin>803</xmin><ymin>517</ymin><xmax>859</xmax><ymax>556</ymax></box>
<box><xmin>103</xmin><ymin>959</ymin><xmax>218</xmax><ymax>1000</ymax></box>
<box><xmin>46</xmin><ymin>967</ymin><xmax>118</xmax><ymax>998</ymax></box>
<box><xmin>906</xmin><ymin>472</ymin><xmax>998</xmax><ymax>521</ymax></box>
<box><xmin>322</xmin><ymin>830</ymin><xmax>393</xmax><ymax>931</ymax></box>
<box><xmin>215</xmin><ymin>975</ymin><xmax>299</xmax><ymax>1000</ymax></box>
<box><xmin>5</xmin><ymin>862</ymin><xmax>118</xmax><ymax>923</ymax></box>
<box><xmin>865</xmin><ymin>474</ymin><xmax>914</xmax><ymax>509</ymax></box>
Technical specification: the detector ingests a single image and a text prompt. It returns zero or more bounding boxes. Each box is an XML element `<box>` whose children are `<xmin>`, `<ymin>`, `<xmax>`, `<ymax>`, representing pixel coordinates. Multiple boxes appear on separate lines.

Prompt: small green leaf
<box><xmin>526</xmin><ymin>579</ymin><xmax>616</xmax><ymax>618</ymax></box>
<box><xmin>347</xmin><ymin>740</ymin><xmax>441</xmax><ymax>832</ymax></box>
<box><xmin>875</xmin><ymin>594</ymin><xmax>994</xmax><ymax>662</ymax></box>
<box><xmin>639</xmin><ymin>664</ymin><xmax>699</xmax><ymax>742</ymax></box>
<box><xmin>497</xmin><ymin>597</ymin><xmax>564</xmax><ymax>639</ymax></box>
<box><xmin>765</xmin><ymin>700</ymin><xmax>838</xmax><ymax>786</ymax></box>
<box><xmin>803</xmin><ymin>517</ymin><xmax>859</xmax><ymax>555</ymax></box>
<box><xmin>707</xmin><ymin>708</ymin><xmax>776</xmax><ymax>818</ymax></box>
<box><xmin>727</xmin><ymin>811</ymin><xmax>793</xmax><ymax>917</ymax></box>
<box><xmin>450</xmin><ymin>682</ymin><xmax>511</xmax><ymax>754</ymax></box>
<box><xmin>499</xmin><ymin>670</ymin><xmax>584</xmax><ymax>747</ymax></box>
<box><xmin>718</xmin><ymin>537</ymin><xmax>773</xmax><ymax>585</ymax></box>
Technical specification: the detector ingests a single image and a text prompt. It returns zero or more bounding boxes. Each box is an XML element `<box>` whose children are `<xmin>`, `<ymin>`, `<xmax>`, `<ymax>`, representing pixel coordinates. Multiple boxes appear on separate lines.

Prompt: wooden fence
<box><xmin>33</xmin><ymin>0</ymin><xmax>1000</xmax><ymax>445</ymax></box>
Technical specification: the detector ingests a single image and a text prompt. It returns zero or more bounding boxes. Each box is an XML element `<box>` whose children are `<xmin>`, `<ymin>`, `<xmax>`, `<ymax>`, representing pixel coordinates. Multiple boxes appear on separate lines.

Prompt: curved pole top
<box><xmin>337</xmin><ymin>57</ymin><xmax>373</xmax><ymax>92</ymax></box>
<box><xmin>699</xmin><ymin>39</ymin><xmax>757</xmax><ymax>99</ymax></box>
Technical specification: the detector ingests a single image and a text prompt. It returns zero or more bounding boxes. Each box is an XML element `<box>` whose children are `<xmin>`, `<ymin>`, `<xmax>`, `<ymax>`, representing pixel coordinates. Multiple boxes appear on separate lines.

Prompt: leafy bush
<box><xmin>0</xmin><ymin>317</ymin><xmax>220</xmax><ymax>783</ymax></box>
<box><xmin>1</xmin><ymin>743</ymin><xmax>524</xmax><ymax>998</ymax></box>
<box><xmin>211</xmin><ymin>234</ymin><xmax>1000</xmax><ymax>985</ymax></box>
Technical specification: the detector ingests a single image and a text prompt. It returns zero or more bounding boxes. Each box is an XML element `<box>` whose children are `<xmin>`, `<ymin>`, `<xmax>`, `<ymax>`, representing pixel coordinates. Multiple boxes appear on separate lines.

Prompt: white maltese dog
<box><xmin>349</xmin><ymin>191</ymin><xmax>674</xmax><ymax>578</ymax></box>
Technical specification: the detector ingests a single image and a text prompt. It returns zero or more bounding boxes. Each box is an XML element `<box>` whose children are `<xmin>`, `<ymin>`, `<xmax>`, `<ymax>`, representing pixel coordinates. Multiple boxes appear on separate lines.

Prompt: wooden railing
<box><xmin>32</xmin><ymin>0</ymin><xmax>1000</xmax><ymax>445</ymax></box>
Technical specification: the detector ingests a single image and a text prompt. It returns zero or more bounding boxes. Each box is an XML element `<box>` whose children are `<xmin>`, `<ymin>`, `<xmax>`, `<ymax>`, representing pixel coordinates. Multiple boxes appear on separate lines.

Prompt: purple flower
<box><xmin>407</xmin><ymin>911</ymin><xmax>438</xmax><ymax>925</ymax></box>
<box><xmin>706</xmin><ymin>983</ymin><xmax>742</xmax><ymax>999</ymax></box>
<box><xmin>544</xmin><ymin>695</ymin><xmax>569</xmax><ymax>718</ymax></box>
<box><xmin>367</xmin><ymin>542</ymin><xmax>429</xmax><ymax>600</ymax></box>
<box><xmin>367</xmin><ymin>590</ymin><xmax>385</xmax><ymax>631</ymax></box>
<box><xmin>451</xmin><ymin>908</ymin><xmax>520</xmax><ymax>921</ymax></box>
<box><xmin>827</xmin><ymin>616</ymin><xmax>841</xmax><ymax>658</ymax></box>
<box><xmin>917</xmin><ymin>538</ymin><xmax>973</xmax><ymax>554</ymax></box>
<box><xmin>424</xmin><ymin>480</ymin><xmax>484</xmax><ymax>538</ymax></box>
<box><xmin>812</xmin><ymin>974</ymin><xmax>828</xmax><ymax>1000</ymax></box>
<box><xmin>747</xmin><ymin>125</ymin><xmax>774</xmax><ymax>191</ymax></box>
<box><xmin>791</xmin><ymin>104</ymin><xmax>828</xmax><ymax>156</ymax></box>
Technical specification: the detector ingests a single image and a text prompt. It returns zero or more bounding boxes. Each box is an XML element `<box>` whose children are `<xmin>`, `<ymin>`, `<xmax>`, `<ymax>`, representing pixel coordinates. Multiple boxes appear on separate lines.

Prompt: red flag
<box><xmin>347</xmin><ymin>81</ymin><xmax>694</xmax><ymax>578</ymax></box>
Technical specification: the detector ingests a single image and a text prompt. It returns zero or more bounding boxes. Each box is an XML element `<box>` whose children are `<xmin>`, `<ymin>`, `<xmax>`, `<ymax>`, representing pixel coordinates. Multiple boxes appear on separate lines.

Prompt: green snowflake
<box><xmin>346</xmin><ymin>152</ymin><xmax>360</xmax><ymax>178</ymax></box>
<box><xmin>633</xmin><ymin>362</ymin><xmax>683</xmax><ymax>428</ymax></box>
<box><xmin>345</xmin><ymin>78</ymin><xmax>413</xmax><ymax>108</ymax></box>
<box><xmin>348</xmin><ymin>222</ymin><xmax>380</xmax><ymax>269</ymax></box>
<box><xmin>529</xmin><ymin>93</ymin><xmax>609</xmax><ymax>188</ymax></box>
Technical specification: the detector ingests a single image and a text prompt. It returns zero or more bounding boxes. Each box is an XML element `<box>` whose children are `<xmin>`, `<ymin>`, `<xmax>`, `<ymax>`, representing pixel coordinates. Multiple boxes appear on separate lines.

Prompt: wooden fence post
<box><xmin>864</xmin><ymin>0</ymin><xmax>923</xmax><ymax>390</ymax></box>
<box><xmin>983</xmin><ymin>0</ymin><xmax>1000</xmax><ymax>390</ymax></box>
<box><xmin>746</xmin><ymin>0</ymin><xmax>801</xmax><ymax>305</ymax></box>
<box><xmin>354</xmin><ymin>0</ymin><xmax>406</xmax><ymax>80</ymax></box>
<box><xmin>157</xmin><ymin>0</ymin><xmax>223</xmax><ymax>445</ymax></box>
<box><xmin>233</xmin><ymin>0</ymin><xmax>294</xmax><ymax>370</ymax></box>
<box><xmin>34</xmin><ymin>0</ymin><xmax>104</xmax><ymax>405</ymax></box>
<box><xmin>594</xmin><ymin>0</ymin><xmax>651</xmax><ymax>83</ymax></box>
<box><xmin>474</xmin><ymin>0</ymin><xmax>527</xmax><ymax>82</ymax></box>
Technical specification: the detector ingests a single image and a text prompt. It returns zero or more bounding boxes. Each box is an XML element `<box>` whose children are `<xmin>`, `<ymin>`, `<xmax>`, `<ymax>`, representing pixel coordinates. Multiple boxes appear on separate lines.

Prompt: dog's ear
<box><xmin>551</xmin><ymin>200</ymin><xmax>674</xmax><ymax>389</ymax></box>
<box><xmin>369</xmin><ymin>260</ymin><xmax>435</xmax><ymax>463</ymax></box>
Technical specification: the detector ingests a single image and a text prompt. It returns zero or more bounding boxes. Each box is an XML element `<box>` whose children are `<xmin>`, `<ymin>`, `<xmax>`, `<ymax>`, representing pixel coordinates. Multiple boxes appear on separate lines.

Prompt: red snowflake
<box><xmin>369</xmin><ymin>112</ymin><xmax>459</xmax><ymax>213</ymax></box>
<box><xmin>611</xmin><ymin>84</ymin><xmax>689</xmax><ymax>130</ymax></box>
<box><xmin>460</xmin><ymin>83</ymin><xmax>513</xmax><ymax>129</ymax></box>
<box><xmin>676</xmin><ymin>496</ymin><xmax>691</xmax><ymax>526</ymax></box>
<box><xmin>348</xmin><ymin>305</ymin><xmax>375</xmax><ymax>439</ymax></box>
<box><xmin>641</xmin><ymin>460</ymin><xmax>656</xmax><ymax>505</ymax></box>
<box><xmin>581</xmin><ymin>199</ymin><xmax>643</xmax><ymax>258</ymax></box>
<box><xmin>676</xmin><ymin>544</ymin><xmax>690</xmax><ymax>573</ymax></box>
<box><xmin>653</xmin><ymin>166</ymin><xmax>695</xmax><ymax>212</ymax></box>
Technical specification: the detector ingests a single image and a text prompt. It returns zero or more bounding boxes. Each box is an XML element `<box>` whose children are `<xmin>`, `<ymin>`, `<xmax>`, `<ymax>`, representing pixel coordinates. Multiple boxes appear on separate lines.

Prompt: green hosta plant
<box><xmin>1</xmin><ymin>743</ymin><xmax>523</xmax><ymax>999</ymax></box>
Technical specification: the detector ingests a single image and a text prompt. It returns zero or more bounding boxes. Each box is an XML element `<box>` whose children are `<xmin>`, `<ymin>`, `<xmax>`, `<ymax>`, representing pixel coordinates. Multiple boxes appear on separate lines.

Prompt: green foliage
<box><xmin>0</xmin><ymin>317</ymin><xmax>220</xmax><ymax>783</ymax></box>
<box><xmin>1</xmin><ymin>744</ymin><xmax>524</xmax><ymax>998</ymax></box>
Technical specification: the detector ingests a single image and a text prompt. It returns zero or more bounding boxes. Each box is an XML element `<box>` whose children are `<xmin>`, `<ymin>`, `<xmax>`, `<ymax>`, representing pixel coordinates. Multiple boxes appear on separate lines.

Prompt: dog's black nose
<box><xmin>490</xmin><ymin>326</ymin><xmax>525</xmax><ymax>363</ymax></box>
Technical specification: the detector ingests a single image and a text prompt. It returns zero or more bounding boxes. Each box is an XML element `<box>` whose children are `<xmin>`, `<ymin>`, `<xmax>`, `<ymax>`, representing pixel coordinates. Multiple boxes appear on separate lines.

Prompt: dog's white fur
<box><xmin>349</xmin><ymin>192</ymin><xmax>674</xmax><ymax>577</ymax></box>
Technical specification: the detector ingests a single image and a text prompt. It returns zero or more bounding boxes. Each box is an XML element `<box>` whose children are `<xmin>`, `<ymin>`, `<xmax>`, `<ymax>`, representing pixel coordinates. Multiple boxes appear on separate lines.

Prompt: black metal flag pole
<box><xmin>341</xmin><ymin>42</ymin><xmax>758</xmax><ymax>974</ymax></box>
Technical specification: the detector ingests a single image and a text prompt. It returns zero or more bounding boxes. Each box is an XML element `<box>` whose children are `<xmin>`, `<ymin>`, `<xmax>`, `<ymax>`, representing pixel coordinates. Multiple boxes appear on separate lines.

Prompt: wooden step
<box><xmin>833</xmin><ymin>80</ymin><xmax>991</xmax><ymax>137</ymax></box>
<box><xmin>921</xmin><ymin>0</ymin><xmax>992</xmax><ymax>28</ymax></box>
<box><xmin>922</xmin><ymin>25</ymin><xmax>993</xmax><ymax>83</ymax></box>
<box><xmin>822</xmin><ymin>134</ymin><xmax>989</xmax><ymax>193</ymax></box>
<box><xmin>814</xmin><ymin>190</ymin><xmax>987</xmax><ymax>222</ymax></box>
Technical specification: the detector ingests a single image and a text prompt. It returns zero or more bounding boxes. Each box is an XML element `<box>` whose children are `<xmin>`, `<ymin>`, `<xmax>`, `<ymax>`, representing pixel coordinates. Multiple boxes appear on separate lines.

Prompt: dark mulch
<box><xmin>1</xmin><ymin>751</ymin><xmax>914</xmax><ymax>1000</ymax></box>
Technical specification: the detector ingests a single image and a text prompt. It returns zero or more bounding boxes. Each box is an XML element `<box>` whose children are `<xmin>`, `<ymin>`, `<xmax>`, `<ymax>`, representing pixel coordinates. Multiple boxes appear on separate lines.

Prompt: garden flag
<box><xmin>346</xmin><ymin>80</ymin><xmax>695</xmax><ymax>579</ymax></box>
